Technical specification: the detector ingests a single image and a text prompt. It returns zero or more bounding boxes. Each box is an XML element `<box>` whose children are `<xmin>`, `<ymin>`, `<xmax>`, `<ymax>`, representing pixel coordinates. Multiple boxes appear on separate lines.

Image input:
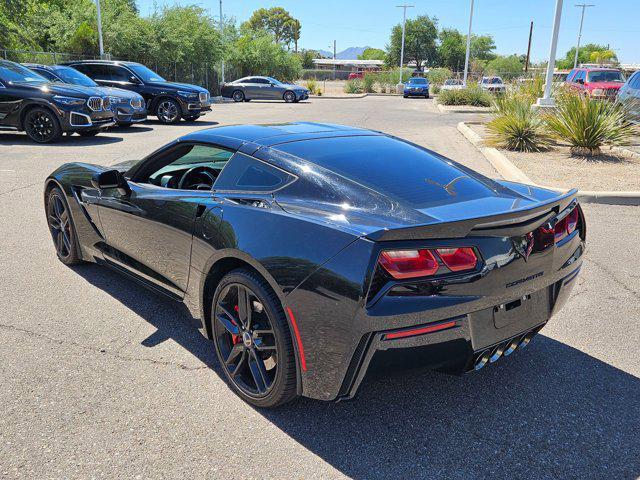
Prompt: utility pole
<box><xmin>573</xmin><ymin>4</ymin><xmax>594</xmax><ymax>68</ymax></box>
<box><xmin>396</xmin><ymin>4</ymin><xmax>414</xmax><ymax>90</ymax></box>
<box><xmin>333</xmin><ymin>39</ymin><xmax>336</xmax><ymax>60</ymax></box>
<box><xmin>537</xmin><ymin>0</ymin><xmax>564</xmax><ymax>107</ymax></box>
<box><xmin>462</xmin><ymin>0</ymin><xmax>474</xmax><ymax>87</ymax></box>
<box><xmin>95</xmin><ymin>0</ymin><xmax>104</xmax><ymax>58</ymax></box>
<box><xmin>525</xmin><ymin>20</ymin><xmax>533</xmax><ymax>73</ymax></box>
<box><xmin>219</xmin><ymin>0</ymin><xmax>225</xmax><ymax>84</ymax></box>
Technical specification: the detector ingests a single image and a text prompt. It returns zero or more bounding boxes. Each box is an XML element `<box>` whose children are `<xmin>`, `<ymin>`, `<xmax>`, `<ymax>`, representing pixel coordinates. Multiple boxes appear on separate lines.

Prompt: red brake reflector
<box><xmin>378</xmin><ymin>249</ymin><xmax>439</xmax><ymax>279</ymax></box>
<box><xmin>566</xmin><ymin>207</ymin><xmax>579</xmax><ymax>234</ymax></box>
<box><xmin>384</xmin><ymin>320</ymin><xmax>458</xmax><ymax>340</ymax></box>
<box><xmin>436</xmin><ymin>247</ymin><xmax>477</xmax><ymax>272</ymax></box>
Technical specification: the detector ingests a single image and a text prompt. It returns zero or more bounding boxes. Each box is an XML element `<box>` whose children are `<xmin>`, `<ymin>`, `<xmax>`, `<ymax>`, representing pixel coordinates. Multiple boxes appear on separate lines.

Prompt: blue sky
<box><xmin>136</xmin><ymin>0</ymin><xmax>638</xmax><ymax>64</ymax></box>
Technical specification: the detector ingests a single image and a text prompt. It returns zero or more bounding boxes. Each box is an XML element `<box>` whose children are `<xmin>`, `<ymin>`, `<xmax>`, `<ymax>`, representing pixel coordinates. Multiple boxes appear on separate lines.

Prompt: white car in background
<box><xmin>440</xmin><ymin>79</ymin><xmax>464</xmax><ymax>90</ymax></box>
<box><xmin>479</xmin><ymin>76</ymin><xmax>506</xmax><ymax>93</ymax></box>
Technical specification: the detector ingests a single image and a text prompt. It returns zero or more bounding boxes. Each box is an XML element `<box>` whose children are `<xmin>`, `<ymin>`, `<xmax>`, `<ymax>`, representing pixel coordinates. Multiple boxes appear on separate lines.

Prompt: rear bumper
<box><xmin>337</xmin><ymin>262</ymin><xmax>582</xmax><ymax>400</ymax></box>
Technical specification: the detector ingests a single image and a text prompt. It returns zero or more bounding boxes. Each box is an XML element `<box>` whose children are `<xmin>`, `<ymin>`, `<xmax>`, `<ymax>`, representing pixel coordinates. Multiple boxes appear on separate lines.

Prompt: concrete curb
<box><xmin>435</xmin><ymin>99</ymin><xmax>491</xmax><ymax>115</ymax></box>
<box><xmin>457</xmin><ymin>121</ymin><xmax>640</xmax><ymax>206</ymax></box>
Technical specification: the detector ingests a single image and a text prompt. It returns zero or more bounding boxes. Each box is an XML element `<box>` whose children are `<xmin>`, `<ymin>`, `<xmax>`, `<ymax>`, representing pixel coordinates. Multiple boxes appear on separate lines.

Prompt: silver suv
<box><xmin>617</xmin><ymin>70</ymin><xmax>640</xmax><ymax>123</ymax></box>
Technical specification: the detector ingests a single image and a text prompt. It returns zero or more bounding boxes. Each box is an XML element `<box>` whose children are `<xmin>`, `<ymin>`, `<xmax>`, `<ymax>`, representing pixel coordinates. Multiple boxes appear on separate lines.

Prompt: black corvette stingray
<box><xmin>44</xmin><ymin>122</ymin><xmax>586</xmax><ymax>407</ymax></box>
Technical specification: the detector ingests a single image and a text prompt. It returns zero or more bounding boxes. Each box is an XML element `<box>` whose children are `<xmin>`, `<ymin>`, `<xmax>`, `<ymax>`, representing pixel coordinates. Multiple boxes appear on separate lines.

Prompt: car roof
<box><xmin>61</xmin><ymin>59</ymin><xmax>141</xmax><ymax>67</ymax></box>
<box><xmin>178</xmin><ymin>122</ymin><xmax>379</xmax><ymax>150</ymax></box>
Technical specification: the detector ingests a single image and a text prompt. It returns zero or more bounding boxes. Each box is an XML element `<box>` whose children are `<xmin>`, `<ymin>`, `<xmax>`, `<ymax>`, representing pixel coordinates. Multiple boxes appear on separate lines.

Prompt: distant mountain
<box><xmin>312</xmin><ymin>46</ymin><xmax>371</xmax><ymax>60</ymax></box>
<box><xmin>336</xmin><ymin>46</ymin><xmax>370</xmax><ymax>60</ymax></box>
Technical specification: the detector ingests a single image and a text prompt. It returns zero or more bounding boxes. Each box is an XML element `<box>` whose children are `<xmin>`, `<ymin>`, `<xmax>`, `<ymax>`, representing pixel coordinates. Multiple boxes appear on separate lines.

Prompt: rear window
<box><xmin>587</xmin><ymin>70</ymin><xmax>624</xmax><ymax>83</ymax></box>
<box><xmin>277</xmin><ymin>136</ymin><xmax>496</xmax><ymax>208</ymax></box>
<box><xmin>408</xmin><ymin>78</ymin><xmax>427</xmax><ymax>84</ymax></box>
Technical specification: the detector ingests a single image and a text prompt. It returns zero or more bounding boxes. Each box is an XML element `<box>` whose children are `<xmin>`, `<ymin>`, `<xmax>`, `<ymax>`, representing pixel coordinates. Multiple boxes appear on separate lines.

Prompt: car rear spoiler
<box><xmin>365</xmin><ymin>189</ymin><xmax>578</xmax><ymax>241</ymax></box>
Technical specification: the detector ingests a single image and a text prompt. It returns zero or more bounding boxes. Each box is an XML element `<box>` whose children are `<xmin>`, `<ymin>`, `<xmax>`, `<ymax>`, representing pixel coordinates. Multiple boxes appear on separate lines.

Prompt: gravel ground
<box><xmin>471</xmin><ymin>122</ymin><xmax>640</xmax><ymax>190</ymax></box>
<box><xmin>1</xmin><ymin>97</ymin><xmax>638</xmax><ymax>479</ymax></box>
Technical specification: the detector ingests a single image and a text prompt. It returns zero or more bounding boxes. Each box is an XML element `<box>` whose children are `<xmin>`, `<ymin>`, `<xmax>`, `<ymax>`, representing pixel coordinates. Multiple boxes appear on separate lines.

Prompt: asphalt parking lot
<box><xmin>1</xmin><ymin>96</ymin><xmax>639</xmax><ymax>479</ymax></box>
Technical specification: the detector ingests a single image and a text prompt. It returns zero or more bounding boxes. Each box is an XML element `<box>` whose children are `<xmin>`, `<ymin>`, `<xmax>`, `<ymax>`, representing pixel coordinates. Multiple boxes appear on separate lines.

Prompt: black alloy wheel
<box><xmin>232</xmin><ymin>90</ymin><xmax>245</xmax><ymax>102</ymax></box>
<box><xmin>24</xmin><ymin>108</ymin><xmax>62</xmax><ymax>143</ymax></box>
<box><xmin>283</xmin><ymin>91</ymin><xmax>296</xmax><ymax>103</ymax></box>
<box><xmin>155</xmin><ymin>98</ymin><xmax>182</xmax><ymax>124</ymax></box>
<box><xmin>46</xmin><ymin>187</ymin><xmax>82</xmax><ymax>265</ymax></box>
<box><xmin>212</xmin><ymin>269</ymin><xmax>297</xmax><ymax>408</ymax></box>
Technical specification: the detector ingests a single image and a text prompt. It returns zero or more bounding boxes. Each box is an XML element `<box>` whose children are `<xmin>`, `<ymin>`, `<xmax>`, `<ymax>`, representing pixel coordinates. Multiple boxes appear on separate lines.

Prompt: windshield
<box><xmin>408</xmin><ymin>78</ymin><xmax>427</xmax><ymax>84</ymax></box>
<box><xmin>587</xmin><ymin>70</ymin><xmax>624</xmax><ymax>83</ymax></box>
<box><xmin>483</xmin><ymin>77</ymin><xmax>502</xmax><ymax>84</ymax></box>
<box><xmin>0</xmin><ymin>61</ymin><xmax>47</xmax><ymax>84</ymax></box>
<box><xmin>444</xmin><ymin>79</ymin><xmax>461</xmax><ymax>85</ymax></box>
<box><xmin>53</xmin><ymin>66</ymin><xmax>97</xmax><ymax>87</ymax></box>
<box><xmin>128</xmin><ymin>64</ymin><xmax>165</xmax><ymax>83</ymax></box>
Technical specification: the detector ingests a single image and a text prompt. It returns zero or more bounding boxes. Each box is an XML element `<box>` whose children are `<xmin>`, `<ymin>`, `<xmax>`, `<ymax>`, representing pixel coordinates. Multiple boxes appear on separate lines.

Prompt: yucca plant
<box><xmin>487</xmin><ymin>96</ymin><xmax>552</xmax><ymax>152</ymax></box>
<box><xmin>343</xmin><ymin>79</ymin><xmax>364</xmax><ymax>94</ymax></box>
<box><xmin>305</xmin><ymin>79</ymin><xmax>318</xmax><ymax>94</ymax></box>
<box><xmin>545</xmin><ymin>93</ymin><xmax>633</xmax><ymax>156</ymax></box>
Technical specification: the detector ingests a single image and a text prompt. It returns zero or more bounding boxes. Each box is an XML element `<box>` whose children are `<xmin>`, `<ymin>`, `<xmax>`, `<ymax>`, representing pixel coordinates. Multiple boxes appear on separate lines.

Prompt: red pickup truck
<box><xmin>565</xmin><ymin>67</ymin><xmax>626</xmax><ymax>100</ymax></box>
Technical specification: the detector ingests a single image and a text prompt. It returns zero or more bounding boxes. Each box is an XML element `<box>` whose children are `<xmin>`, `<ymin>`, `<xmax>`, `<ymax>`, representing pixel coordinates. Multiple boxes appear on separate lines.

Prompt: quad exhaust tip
<box><xmin>472</xmin><ymin>327</ymin><xmax>539</xmax><ymax>371</ymax></box>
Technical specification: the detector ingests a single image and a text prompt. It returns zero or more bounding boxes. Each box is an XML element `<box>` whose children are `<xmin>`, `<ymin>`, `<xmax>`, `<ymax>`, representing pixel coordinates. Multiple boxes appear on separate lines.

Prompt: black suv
<box><xmin>63</xmin><ymin>60</ymin><xmax>211</xmax><ymax>124</ymax></box>
<box><xmin>0</xmin><ymin>60</ymin><xmax>114</xmax><ymax>143</ymax></box>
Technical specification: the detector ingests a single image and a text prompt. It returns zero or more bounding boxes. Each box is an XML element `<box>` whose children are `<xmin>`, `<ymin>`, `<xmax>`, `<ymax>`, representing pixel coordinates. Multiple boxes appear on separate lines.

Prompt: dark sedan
<box><xmin>23</xmin><ymin>63</ymin><xmax>147</xmax><ymax>127</ymax></box>
<box><xmin>44</xmin><ymin>122</ymin><xmax>585</xmax><ymax>407</ymax></box>
<box><xmin>221</xmin><ymin>76</ymin><xmax>309</xmax><ymax>103</ymax></box>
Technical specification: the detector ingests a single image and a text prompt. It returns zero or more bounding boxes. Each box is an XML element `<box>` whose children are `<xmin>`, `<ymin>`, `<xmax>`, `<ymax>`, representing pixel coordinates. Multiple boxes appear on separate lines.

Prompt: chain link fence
<box><xmin>1</xmin><ymin>49</ymin><xmax>243</xmax><ymax>96</ymax></box>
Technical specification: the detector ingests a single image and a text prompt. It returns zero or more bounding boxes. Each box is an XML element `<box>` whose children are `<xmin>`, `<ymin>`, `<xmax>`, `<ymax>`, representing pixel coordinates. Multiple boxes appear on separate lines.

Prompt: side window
<box><xmin>214</xmin><ymin>153</ymin><xmax>294</xmax><ymax>193</ymax></box>
<box><xmin>33</xmin><ymin>69</ymin><xmax>59</xmax><ymax>82</ymax></box>
<box><xmin>566</xmin><ymin>69</ymin><xmax>576</xmax><ymax>82</ymax></box>
<box><xmin>630</xmin><ymin>72</ymin><xmax>640</xmax><ymax>89</ymax></box>
<box><xmin>74</xmin><ymin>64</ymin><xmax>100</xmax><ymax>78</ymax></box>
<box><xmin>137</xmin><ymin>144</ymin><xmax>234</xmax><ymax>190</ymax></box>
<box><xmin>106</xmin><ymin>65</ymin><xmax>130</xmax><ymax>82</ymax></box>
<box><xmin>255</xmin><ymin>78</ymin><xmax>269</xmax><ymax>84</ymax></box>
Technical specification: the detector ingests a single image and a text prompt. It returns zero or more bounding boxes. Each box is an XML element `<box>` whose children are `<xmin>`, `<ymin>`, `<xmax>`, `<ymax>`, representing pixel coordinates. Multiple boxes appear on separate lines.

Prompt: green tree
<box><xmin>358</xmin><ymin>47</ymin><xmax>386</xmax><ymax>61</ymax></box>
<box><xmin>297</xmin><ymin>49</ymin><xmax>319</xmax><ymax>69</ymax></box>
<box><xmin>243</xmin><ymin>7</ymin><xmax>301</xmax><ymax>50</ymax></box>
<box><xmin>228</xmin><ymin>30</ymin><xmax>302</xmax><ymax>81</ymax></box>
<box><xmin>386</xmin><ymin>15</ymin><xmax>438</xmax><ymax>69</ymax></box>
<box><xmin>589</xmin><ymin>49</ymin><xmax>616</xmax><ymax>64</ymax></box>
<box><xmin>438</xmin><ymin>28</ymin><xmax>466</xmax><ymax>71</ymax></box>
<box><xmin>485</xmin><ymin>54</ymin><xmax>523</xmax><ymax>79</ymax></box>
<box><xmin>555</xmin><ymin>43</ymin><xmax>615</xmax><ymax>69</ymax></box>
<box><xmin>470</xmin><ymin>34</ymin><xmax>496</xmax><ymax>61</ymax></box>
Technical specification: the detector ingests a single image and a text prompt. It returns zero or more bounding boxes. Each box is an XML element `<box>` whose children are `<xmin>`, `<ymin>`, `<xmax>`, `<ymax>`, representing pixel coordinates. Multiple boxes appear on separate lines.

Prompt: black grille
<box><xmin>338</xmin><ymin>333</ymin><xmax>373</xmax><ymax>397</ymax></box>
<box><xmin>87</xmin><ymin>97</ymin><xmax>103</xmax><ymax>111</ymax></box>
<box><xmin>102</xmin><ymin>97</ymin><xmax>111</xmax><ymax>110</ymax></box>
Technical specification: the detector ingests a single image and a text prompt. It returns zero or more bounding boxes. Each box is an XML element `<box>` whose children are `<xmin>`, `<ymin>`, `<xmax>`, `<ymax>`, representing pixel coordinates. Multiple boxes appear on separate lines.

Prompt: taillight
<box><xmin>378</xmin><ymin>247</ymin><xmax>477</xmax><ymax>280</ymax></box>
<box><xmin>552</xmin><ymin>205</ymin><xmax>581</xmax><ymax>243</ymax></box>
<box><xmin>378</xmin><ymin>249</ymin><xmax>439</xmax><ymax>279</ymax></box>
<box><xmin>436</xmin><ymin>247</ymin><xmax>477</xmax><ymax>272</ymax></box>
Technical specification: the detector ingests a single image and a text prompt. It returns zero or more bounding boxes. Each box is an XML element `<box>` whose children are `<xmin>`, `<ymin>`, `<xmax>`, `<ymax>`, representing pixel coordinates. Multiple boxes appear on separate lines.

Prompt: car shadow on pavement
<box><xmin>108</xmin><ymin>125</ymin><xmax>154</xmax><ymax>134</ymax></box>
<box><xmin>0</xmin><ymin>132</ymin><xmax>124</xmax><ymax>146</ymax></box>
<box><xmin>72</xmin><ymin>263</ymin><xmax>639</xmax><ymax>479</ymax></box>
<box><xmin>145</xmin><ymin>120</ymin><xmax>220</xmax><ymax>127</ymax></box>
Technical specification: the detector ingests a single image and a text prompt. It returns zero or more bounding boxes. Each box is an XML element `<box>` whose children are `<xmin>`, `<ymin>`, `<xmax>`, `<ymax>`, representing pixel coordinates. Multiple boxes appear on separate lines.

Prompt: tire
<box><xmin>211</xmin><ymin>268</ymin><xmax>298</xmax><ymax>408</ymax></box>
<box><xmin>232</xmin><ymin>90</ymin><xmax>245</xmax><ymax>102</ymax></box>
<box><xmin>403</xmin><ymin>95</ymin><xmax>408</xmax><ymax>98</ymax></box>
<box><xmin>283</xmin><ymin>91</ymin><xmax>296</xmax><ymax>103</ymax></box>
<box><xmin>23</xmin><ymin>107</ymin><xmax>62</xmax><ymax>143</ymax></box>
<box><xmin>155</xmin><ymin>98</ymin><xmax>182</xmax><ymax>124</ymax></box>
<box><xmin>46</xmin><ymin>187</ymin><xmax>83</xmax><ymax>265</ymax></box>
<box><xmin>78</xmin><ymin>129</ymin><xmax>100</xmax><ymax>137</ymax></box>
<box><xmin>425</xmin><ymin>93</ymin><xmax>430</xmax><ymax>99</ymax></box>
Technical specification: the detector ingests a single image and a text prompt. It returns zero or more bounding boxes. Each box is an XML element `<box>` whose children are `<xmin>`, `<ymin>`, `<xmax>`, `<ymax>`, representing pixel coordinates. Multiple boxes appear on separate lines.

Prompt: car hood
<box><xmin>96</xmin><ymin>86</ymin><xmax>143</xmax><ymax>99</ymax></box>
<box><xmin>11</xmin><ymin>81</ymin><xmax>103</xmax><ymax>98</ymax></box>
<box><xmin>586</xmin><ymin>81</ymin><xmax>623</xmax><ymax>89</ymax></box>
<box><xmin>146</xmin><ymin>81</ymin><xmax>208</xmax><ymax>93</ymax></box>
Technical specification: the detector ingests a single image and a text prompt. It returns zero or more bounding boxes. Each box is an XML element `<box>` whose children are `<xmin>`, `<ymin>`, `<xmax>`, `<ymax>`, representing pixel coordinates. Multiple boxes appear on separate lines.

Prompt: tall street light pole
<box><xmin>219</xmin><ymin>0</ymin><xmax>225</xmax><ymax>84</ymax></box>
<box><xmin>396</xmin><ymin>4</ymin><xmax>414</xmax><ymax>89</ymax></box>
<box><xmin>536</xmin><ymin>0</ymin><xmax>564</xmax><ymax>107</ymax></box>
<box><xmin>573</xmin><ymin>3</ymin><xmax>594</xmax><ymax>68</ymax></box>
<box><xmin>462</xmin><ymin>0</ymin><xmax>474</xmax><ymax>87</ymax></box>
<box><xmin>95</xmin><ymin>0</ymin><xmax>104</xmax><ymax>58</ymax></box>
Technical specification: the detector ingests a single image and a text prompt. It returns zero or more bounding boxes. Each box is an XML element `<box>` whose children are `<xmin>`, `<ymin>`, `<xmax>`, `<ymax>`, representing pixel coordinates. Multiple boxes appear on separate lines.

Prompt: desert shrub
<box><xmin>545</xmin><ymin>93</ymin><xmax>634</xmax><ymax>156</ymax></box>
<box><xmin>344</xmin><ymin>79</ymin><xmax>364</xmax><ymax>94</ymax></box>
<box><xmin>362</xmin><ymin>73</ymin><xmax>376</xmax><ymax>93</ymax></box>
<box><xmin>304</xmin><ymin>79</ymin><xmax>321</xmax><ymax>95</ymax></box>
<box><xmin>486</xmin><ymin>96</ymin><xmax>551</xmax><ymax>152</ymax></box>
<box><xmin>427</xmin><ymin>67</ymin><xmax>452</xmax><ymax>85</ymax></box>
<box><xmin>439</xmin><ymin>86</ymin><xmax>491</xmax><ymax>106</ymax></box>
<box><xmin>432</xmin><ymin>84</ymin><xmax>441</xmax><ymax>94</ymax></box>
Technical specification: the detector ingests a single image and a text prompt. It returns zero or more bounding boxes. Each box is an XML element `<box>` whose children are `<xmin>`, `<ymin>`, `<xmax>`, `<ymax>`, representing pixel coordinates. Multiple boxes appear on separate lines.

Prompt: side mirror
<box><xmin>129</xmin><ymin>75</ymin><xmax>141</xmax><ymax>84</ymax></box>
<box><xmin>577</xmin><ymin>78</ymin><xmax>584</xmax><ymax>84</ymax></box>
<box><xmin>91</xmin><ymin>170</ymin><xmax>130</xmax><ymax>195</ymax></box>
